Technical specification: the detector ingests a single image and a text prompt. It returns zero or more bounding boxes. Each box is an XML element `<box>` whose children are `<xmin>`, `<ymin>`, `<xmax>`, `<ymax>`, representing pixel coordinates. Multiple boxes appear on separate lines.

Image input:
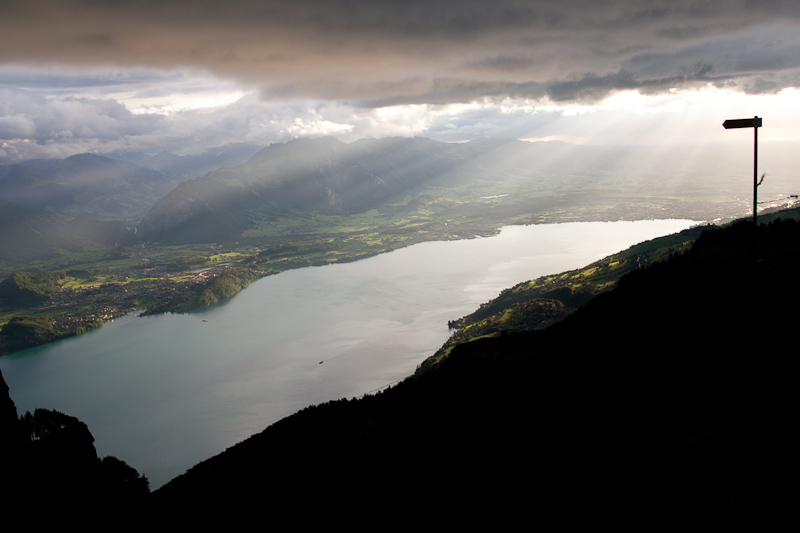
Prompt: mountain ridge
<box><xmin>137</xmin><ymin>135</ymin><xmax>799</xmax><ymax>244</ymax></box>
<box><xmin>0</xmin><ymin>153</ymin><xmax>177</xmax><ymax>223</ymax></box>
<box><xmin>138</xmin><ymin>136</ymin><xmax>487</xmax><ymax>242</ymax></box>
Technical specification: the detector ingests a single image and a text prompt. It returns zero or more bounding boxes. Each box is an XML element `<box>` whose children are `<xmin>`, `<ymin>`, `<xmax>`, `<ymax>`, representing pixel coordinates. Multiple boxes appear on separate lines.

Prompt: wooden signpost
<box><xmin>723</xmin><ymin>116</ymin><xmax>762</xmax><ymax>224</ymax></box>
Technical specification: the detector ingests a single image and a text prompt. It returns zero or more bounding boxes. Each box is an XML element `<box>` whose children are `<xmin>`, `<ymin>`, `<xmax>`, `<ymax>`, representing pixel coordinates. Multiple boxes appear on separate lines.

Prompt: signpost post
<box><xmin>723</xmin><ymin>116</ymin><xmax>762</xmax><ymax>224</ymax></box>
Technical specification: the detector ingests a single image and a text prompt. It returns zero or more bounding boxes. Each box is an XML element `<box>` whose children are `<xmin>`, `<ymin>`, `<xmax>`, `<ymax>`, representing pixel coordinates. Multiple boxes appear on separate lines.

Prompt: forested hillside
<box><xmin>151</xmin><ymin>215</ymin><xmax>796</xmax><ymax>527</ymax></box>
<box><xmin>421</xmin><ymin>224</ymin><xmax>710</xmax><ymax>370</ymax></box>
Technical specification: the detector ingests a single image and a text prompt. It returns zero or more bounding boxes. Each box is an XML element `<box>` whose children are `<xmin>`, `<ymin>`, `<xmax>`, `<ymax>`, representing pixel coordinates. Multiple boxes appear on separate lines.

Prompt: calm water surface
<box><xmin>0</xmin><ymin>220</ymin><xmax>696</xmax><ymax>487</ymax></box>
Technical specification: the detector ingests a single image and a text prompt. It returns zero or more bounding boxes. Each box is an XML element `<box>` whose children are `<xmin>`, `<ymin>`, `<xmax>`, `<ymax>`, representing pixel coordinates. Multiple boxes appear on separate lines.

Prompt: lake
<box><xmin>0</xmin><ymin>219</ymin><xmax>697</xmax><ymax>488</ymax></box>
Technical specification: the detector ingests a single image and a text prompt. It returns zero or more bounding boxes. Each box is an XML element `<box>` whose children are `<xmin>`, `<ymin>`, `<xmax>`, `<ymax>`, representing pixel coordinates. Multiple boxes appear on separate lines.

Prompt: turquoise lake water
<box><xmin>0</xmin><ymin>219</ymin><xmax>697</xmax><ymax>488</ymax></box>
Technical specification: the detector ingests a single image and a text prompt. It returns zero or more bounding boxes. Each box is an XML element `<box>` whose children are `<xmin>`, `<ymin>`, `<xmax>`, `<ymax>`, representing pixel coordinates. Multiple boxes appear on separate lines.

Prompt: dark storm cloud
<box><xmin>2</xmin><ymin>0</ymin><xmax>800</xmax><ymax>105</ymax></box>
<box><xmin>0</xmin><ymin>67</ymin><xmax>185</xmax><ymax>94</ymax></box>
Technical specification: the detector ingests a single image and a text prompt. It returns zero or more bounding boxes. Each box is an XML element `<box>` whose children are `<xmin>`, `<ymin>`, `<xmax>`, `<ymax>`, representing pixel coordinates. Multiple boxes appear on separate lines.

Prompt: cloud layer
<box><xmin>2</xmin><ymin>1</ymin><xmax>800</xmax><ymax>161</ymax></box>
<box><xmin>4</xmin><ymin>0</ymin><xmax>800</xmax><ymax>104</ymax></box>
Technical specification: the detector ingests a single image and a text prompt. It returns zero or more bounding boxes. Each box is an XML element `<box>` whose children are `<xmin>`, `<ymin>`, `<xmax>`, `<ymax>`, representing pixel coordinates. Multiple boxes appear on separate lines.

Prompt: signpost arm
<box><xmin>722</xmin><ymin>116</ymin><xmax>761</xmax><ymax>225</ymax></box>
<box><xmin>754</xmin><ymin>116</ymin><xmax>758</xmax><ymax>225</ymax></box>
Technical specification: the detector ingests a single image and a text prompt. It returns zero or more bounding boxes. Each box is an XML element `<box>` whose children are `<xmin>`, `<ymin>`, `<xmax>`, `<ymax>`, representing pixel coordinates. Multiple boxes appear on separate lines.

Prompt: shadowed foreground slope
<box><xmin>153</xmin><ymin>218</ymin><xmax>795</xmax><ymax>527</ymax></box>
<box><xmin>0</xmin><ymin>372</ymin><xmax>150</xmax><ymax>513</ymax></box>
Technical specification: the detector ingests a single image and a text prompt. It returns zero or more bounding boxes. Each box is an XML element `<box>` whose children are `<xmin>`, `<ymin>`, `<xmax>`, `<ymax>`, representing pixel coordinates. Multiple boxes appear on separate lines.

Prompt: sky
<box><xmin>2</xmin><ymin>0</ymin><xmax>800</xmax><ymax>162</ymax></box>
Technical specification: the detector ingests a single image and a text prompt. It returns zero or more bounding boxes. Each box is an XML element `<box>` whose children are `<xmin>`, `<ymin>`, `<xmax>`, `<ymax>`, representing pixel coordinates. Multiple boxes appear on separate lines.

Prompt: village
<box><xmin>0</xmin><ymin>259</ymin><xmax>254</xmax><ymax>355</ymax></box>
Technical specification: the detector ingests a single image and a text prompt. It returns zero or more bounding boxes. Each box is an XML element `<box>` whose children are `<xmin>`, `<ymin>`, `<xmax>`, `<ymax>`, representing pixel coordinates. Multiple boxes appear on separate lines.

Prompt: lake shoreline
<box><xmin>1</xmin><ymin>216</ymin><xmax>703</xmax><ymax>356</ymax></box>
<box><xmin>0</xmin><ymin>218</ymin><xmax>700</xmax><ymax>489</ymax></box>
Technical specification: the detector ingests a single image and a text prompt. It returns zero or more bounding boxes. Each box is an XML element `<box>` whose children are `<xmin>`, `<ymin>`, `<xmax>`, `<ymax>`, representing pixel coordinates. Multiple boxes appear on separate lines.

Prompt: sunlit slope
<box><xmin>137</xmin><ymin>136</ymin><xmax>785</xmax><ymax>244</ymax></box>
<box><xmin>139</xmin><ymin>137</ymin><xmax>485</xmax><ymax>242</ymax></box>
<box><xmin>420</xmin><ymin>223</ymin><xmax>710</xmax><ymax>370</ymax></box>
<box><xmin>138</xmin><ymin>136</ymin><xmax>616</xmax><ymax>243</ymax></box>
<box><xmin>422</xmin><ymin>206</ymin><xmax>800</xmax><ymax>371</ymax></box>
<box><xmin>3</xmin><ymin>135</ymin><xmax>797</xmax><ymax>252</ymax></box>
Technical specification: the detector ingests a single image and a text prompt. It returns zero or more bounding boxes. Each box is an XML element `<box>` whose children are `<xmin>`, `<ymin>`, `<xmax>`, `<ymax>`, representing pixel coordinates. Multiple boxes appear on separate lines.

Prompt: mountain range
<box><xmin>139</xmin><ymin>136</ymin><xmax>487</xmax><ymax>241</ymax></box>
<box><xmin>0</xmin><ymin>144</ymin><xmax>262</xmax><ymax>224</ymax></box>
<box><xmin>103</xmin><ymin>143</ymin><xmax>262</xmax><ymax>182</ymax></box>
<box><xmin>137</xmin><ymin>136</ymin><xmax>800</xmax><ymax>243</ymax></box>
<box><xmin>3</xmin><ymin>135</ymin><xmax>797</xmax><ymax>268</ymax></box>
<box><xmin>0</xmin><ymin>145</ymin><xmax>260</xmax><ymax>265</ymax></box>
<box><xmin>0</xmin><ymin>153</ymin><xmax>177</xmax><ymax>223</ymax></box>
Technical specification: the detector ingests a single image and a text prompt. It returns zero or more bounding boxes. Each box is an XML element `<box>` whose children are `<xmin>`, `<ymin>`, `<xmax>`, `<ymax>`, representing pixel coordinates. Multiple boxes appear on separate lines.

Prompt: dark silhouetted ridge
<box><xmin>0</xmin><ymin>370</ymin><xmax>150</xmax><ymax>514</ymax></box>
<box><xmin>152</xmin><ymin>216</ymin><xmax>796</xmax><ymax>527</ymax></box>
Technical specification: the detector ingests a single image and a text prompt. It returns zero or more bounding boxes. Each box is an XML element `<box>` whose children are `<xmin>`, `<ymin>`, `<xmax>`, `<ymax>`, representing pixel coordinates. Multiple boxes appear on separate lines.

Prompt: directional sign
<box><xmin>723</xmin><ymin>117</ymin><xmax>762</xmax><ymax>129</ymax></box>
<box><xmin>722</xmin><ymin>116</ymin><xmax>762</xmax><ymax>224</ymax></box>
